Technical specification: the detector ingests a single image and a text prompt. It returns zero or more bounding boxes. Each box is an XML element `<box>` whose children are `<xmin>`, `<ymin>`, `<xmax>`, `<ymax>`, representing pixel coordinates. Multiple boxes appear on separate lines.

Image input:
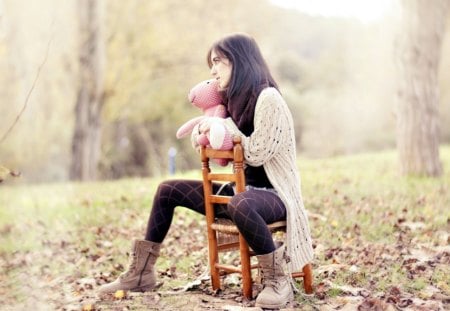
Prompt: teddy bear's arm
<box><xmin>176</xmin><ymin>116</ymin><xmax>206</xmax><ymax>139</ymax></box>
<box><xmin>209</xmin><ymin>122</ymin><xmax>233</xmax><ymax>150</ymax></box>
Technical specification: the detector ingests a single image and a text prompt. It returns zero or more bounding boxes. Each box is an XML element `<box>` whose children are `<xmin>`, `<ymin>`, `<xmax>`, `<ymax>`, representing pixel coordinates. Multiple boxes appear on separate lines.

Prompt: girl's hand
<box><xmin>190</xmin><ymin>124</ymin><xmax>201</xmax><ymax>151</ymax></box>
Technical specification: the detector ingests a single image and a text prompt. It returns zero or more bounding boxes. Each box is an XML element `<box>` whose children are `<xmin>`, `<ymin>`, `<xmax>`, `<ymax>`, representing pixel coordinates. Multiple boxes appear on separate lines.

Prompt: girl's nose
<box><xmin>210</xmin><ymin>66</ymin><xmax>217</xmax><ymax>76</ymax></box>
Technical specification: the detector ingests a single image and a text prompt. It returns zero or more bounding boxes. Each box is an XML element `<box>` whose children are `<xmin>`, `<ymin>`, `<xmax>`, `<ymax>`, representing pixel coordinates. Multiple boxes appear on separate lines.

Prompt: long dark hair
<box><xmin>207</xmin><ymin>33</ymin><xmax>279</xmax><ymax>136</ymax></box>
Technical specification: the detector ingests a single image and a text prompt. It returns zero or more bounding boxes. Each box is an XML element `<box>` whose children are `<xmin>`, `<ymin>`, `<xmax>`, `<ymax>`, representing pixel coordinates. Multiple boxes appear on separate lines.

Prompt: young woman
<box><xmin>98</xmin><ymin>33</ymin><xmax>314</xmax><ymax>309</ymax></box>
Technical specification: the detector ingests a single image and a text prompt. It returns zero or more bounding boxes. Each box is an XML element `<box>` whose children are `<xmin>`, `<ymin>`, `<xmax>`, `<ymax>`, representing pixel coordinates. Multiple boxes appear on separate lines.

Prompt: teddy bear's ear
<box><xmin>188</xmin><ymin>79</ymin><xmax>222</xmax><ymax>107</ymax></box>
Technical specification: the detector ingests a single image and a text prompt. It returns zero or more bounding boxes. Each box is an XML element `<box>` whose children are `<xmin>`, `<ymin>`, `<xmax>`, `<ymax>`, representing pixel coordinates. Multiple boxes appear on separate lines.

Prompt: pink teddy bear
<box><xmin>176</xmin><ymin>79</ymin><xmax>233</xmax><ymax>166</ymax></box>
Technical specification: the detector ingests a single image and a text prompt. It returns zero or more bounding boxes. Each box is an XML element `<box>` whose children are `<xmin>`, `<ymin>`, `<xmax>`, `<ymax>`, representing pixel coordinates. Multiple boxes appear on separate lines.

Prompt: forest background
<box><xmin>1</xmin><ymin>1</ymin><xmax>449</xmax><ymax>310</ymax></box>
<box><xmin>1</xmin><ymin>0</ymin><xmax>449</xmax><ymax>183</ymax></box>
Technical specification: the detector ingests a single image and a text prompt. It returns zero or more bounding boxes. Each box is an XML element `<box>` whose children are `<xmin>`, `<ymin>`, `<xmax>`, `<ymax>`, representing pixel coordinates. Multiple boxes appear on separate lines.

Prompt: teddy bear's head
<box><xmin>188</xmin><ymin>79</ymin><xmax>222</xmax><ymax>109</ymax></box>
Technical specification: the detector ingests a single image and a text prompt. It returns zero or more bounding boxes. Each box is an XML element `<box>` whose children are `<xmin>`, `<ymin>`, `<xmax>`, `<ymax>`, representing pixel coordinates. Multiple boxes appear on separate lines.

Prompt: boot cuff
<box><xmin>135</xmin><ymin>239</ymin><xmax>161</xmax><ymax>255</ymax></box>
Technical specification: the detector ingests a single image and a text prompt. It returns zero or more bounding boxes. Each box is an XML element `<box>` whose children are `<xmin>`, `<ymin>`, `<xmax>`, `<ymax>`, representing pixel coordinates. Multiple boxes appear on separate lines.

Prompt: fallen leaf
<box><xmin>82</xmin><ymin>304</ymin><xmax>95</xmax><ymax>311</ymax></box>
<box><xmin>315</xmin><ymin>282</ymin><xmax>329</xmax><ymax>300</ymax></box>
<box><xmin>114</xmin><ymin>290</ymin><xmax>127</xmax><ymax>299</ymax></box>
<box><xmin>357</xmin><ymin>298</ymin><xmax>387</xmax><ymax>311</ymax></box>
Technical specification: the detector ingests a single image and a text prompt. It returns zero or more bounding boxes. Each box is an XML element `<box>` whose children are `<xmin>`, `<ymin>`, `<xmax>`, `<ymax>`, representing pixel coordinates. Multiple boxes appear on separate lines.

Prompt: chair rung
<box><xmin>217</xmin><ymin>242</ymin><xmax>240</xmax><ymax>252</ymax></box>
<box><xmin>215</xmin><ymin>263</ymin><xmax>260</xmax><ymax>275</ymax></box>
<box><xmin>208</xmin><ymin>173</ymin><xmax>236</xmax><ymax>182</ymax></box>
<box><xmin>215</xmin><ymin>263</ymin><xmax>242</xmax><ymax>274</ymax></box>
<box><xmin>267</xmin><ymin>221</ymin><xmax>287</xmax><ymax>231</ymax></box>
<box><xmin>210</xmin><ymin>195</ymin><xmax>231</xmax><ymax>204</ymax></box>
<box><xmin>216</xmin><ymin>263</ymin><xmax>307</xmax><ymax>278</ymax></box>
<box><xmin>292</xmin><ymin>271</ymin><xmax>306</xmax><ymax>278</ymax></box>
<box><xmin>204</xmin><ymin>149</ymin><xmax>234</xmax><ymax>159</ymax></box>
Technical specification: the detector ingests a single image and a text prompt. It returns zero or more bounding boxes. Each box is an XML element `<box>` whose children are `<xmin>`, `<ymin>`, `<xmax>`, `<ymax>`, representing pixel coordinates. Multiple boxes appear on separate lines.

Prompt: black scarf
<box><xmin>226</xmin><ymin>84</ymin><xmax>267</xmax><ymax>136</ymax></box>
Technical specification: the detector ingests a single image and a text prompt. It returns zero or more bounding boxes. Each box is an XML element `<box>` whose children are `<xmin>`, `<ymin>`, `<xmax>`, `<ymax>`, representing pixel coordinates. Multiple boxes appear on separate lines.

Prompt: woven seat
<box><xmin>212</xmin><ymin>218</ymin><xmax>287</xmax><ymax>252</ymax></box>
<box><xmin>201</xmin><ymin>137</ymin><xmax>313</xmax><ymax>299</ymax></box>
<box><xmin>211</xmin><ymin>219</ymin><xmax>287</xmax><ymax>234</ymax></box>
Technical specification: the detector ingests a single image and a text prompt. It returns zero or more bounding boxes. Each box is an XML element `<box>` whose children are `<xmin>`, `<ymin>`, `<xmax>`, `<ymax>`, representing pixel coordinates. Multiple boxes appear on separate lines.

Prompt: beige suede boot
<box><xmin>255</xmin><ymin>246</ymin><xmax>293</xmax><ymax>309</ymax></box>
<box><xmin>97</xmin><ymin>239</ymin><xmax>160</xmax><ymax>295</ymax></box>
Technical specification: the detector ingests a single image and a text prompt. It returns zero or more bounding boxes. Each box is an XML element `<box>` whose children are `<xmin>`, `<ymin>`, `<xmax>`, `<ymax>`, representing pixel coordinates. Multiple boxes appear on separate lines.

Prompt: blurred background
<box><xmin>0</xmin><ymin>0</ymin><xmax>449</xmax><ymax>183</ymax></box>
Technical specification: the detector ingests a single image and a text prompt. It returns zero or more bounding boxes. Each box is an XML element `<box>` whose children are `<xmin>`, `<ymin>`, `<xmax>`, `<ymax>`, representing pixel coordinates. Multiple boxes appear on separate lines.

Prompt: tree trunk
<box><xmin>395</xmin><ymin>0</ymin><xmax>449</xmax><ymax>177</ymax></box>
<box><xmin>70</xmin><ymin>0</ymin><xmax>104</xmax><ymax>181</ymax></box>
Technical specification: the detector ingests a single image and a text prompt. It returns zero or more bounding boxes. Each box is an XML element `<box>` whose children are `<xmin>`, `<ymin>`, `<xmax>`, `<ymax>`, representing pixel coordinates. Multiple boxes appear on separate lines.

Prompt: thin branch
<box><xmin>0</xmin><ymin>33</ymin><xmax>53</xmax><ymax>144</ymax></box>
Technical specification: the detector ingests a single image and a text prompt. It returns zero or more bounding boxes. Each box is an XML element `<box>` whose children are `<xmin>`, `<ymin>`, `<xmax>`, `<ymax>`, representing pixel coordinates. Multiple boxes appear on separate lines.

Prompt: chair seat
<box><xmin>211</xmin><ymin>218</ymin><xmax>287</xmax><ymax>235</ymax></box>
<box><xmin>211</xmin><ymin>218</ymin><xmax>288</xmax><ymax>251</ymax></box>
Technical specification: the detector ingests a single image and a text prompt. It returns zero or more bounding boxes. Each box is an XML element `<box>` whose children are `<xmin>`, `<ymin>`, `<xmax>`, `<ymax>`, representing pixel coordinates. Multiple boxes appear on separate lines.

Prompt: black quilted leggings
<box><xmin>144</xmin><ymin>179</ymin><xmax>286</xmax><ymax>255</ymax></box>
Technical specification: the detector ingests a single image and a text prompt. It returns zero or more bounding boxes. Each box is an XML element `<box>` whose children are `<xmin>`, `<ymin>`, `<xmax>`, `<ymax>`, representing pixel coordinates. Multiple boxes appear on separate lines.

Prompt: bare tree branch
<box><xmin>0</xmin><ymin>33</ymin><xmax>53</xmax><ymax>144</ymax></box>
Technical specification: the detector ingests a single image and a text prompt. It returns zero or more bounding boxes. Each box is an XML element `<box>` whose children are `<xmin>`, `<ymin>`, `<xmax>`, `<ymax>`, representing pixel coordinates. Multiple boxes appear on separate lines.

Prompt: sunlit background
<box><xmin>0</xmin><ymin>0</ymin><xmax>449</xmax><ymax>182</ymax></box>
<box><xmin>272</xmin><ymin>0</ymin><xmax>394</xmax><ymax>22</ymax></box>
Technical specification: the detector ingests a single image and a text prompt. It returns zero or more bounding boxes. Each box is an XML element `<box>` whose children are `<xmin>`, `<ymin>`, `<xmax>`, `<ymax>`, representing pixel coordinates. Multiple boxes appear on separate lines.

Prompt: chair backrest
<box><xmin>200</xmin><ymin>136</ymin><xmax>246</xmax><ymax>194</ymax></box>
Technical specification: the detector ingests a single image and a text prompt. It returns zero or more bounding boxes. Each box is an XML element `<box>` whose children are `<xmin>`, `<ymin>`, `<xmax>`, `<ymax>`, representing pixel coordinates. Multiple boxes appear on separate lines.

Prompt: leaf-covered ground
<box><xmin>1</xmin><ymin>148</ymin><xmax>449</xmax><ymax>310</ymax></box>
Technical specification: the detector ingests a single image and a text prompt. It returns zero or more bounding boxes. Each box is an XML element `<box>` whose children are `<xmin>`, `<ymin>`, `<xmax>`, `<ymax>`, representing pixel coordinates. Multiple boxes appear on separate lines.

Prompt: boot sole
<box><xmin>129</xmin><ymin>284</ymin><xmax>155</xmax><ymax>292</ymax></box>
<box><xmin>98</xmin><ymin>285</ymin><xmax>155</xmax><ymax>296</ymax></box>
<box><xmin>255</xmin><ymin>302</ymin><xmax>289</xmax><ymax>309</ymax></box>
<box><xmin>255</xmin><ymin>292</ymin><xmax>293</xmax><ymax>309</ymax></box>
<box><xmin>98</xmin><ymin>282</ymin><xmax>156</xmax><ymax>295</ymax></box>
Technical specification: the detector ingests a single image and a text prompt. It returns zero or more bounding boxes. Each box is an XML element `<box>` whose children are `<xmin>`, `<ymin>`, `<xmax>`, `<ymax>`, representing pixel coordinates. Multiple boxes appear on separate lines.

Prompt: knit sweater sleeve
<box><xmin>223</xmin><ymin>88</ymin><xmax>286</xmax><ymax>166</ymax></box>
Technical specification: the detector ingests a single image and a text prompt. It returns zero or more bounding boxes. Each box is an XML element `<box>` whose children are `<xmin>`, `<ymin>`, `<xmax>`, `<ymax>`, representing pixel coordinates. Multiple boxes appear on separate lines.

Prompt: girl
<box><xmin>98</xmin><ymin>33</ymin><xmax>313</xmax><ymax>309</ymax></box>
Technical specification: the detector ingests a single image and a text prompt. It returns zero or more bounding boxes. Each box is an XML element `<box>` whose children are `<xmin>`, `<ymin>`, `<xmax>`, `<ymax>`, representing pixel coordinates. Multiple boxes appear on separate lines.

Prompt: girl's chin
<box><xmin>218</xmin><ymin>83</ymin><xmax>228</xmax><ymax>91</ymax></box>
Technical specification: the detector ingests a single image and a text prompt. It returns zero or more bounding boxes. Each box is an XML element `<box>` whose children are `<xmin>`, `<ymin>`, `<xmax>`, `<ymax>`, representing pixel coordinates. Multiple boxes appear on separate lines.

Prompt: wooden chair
<box><xmin>200</xmin><ymin>136</ymin><xmax>313</xmax><ymax>299</ymax></box>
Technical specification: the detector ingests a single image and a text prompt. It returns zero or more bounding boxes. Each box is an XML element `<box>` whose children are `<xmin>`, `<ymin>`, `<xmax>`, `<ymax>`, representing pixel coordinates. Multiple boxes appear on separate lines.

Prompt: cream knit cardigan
<box><xmin>223</xmin><ymin>87</ymin><xmax>314</xmax><ymax>274</ymax></box>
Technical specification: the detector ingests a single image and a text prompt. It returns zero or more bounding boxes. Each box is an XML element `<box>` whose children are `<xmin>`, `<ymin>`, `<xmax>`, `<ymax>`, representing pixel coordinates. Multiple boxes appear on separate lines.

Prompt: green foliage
<box><xmin>1</xmin><ymin>0</ymin><xmax>450</xmax><ymax>182</ymax></box>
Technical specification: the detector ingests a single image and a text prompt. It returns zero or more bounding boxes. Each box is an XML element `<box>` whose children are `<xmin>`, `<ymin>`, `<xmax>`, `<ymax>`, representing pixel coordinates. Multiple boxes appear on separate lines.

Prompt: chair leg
<box><xmin>238</xmin><ymin>235</ymin><xmax>252</xmax><ymax>299</ymax></box>
<box><xmin>208</xmin><ymin>230</ymin><xmax>221</xmax><ymax>291</ymax></box>
<box><xmin>302</xmin><ymin>263</ymin><xmax>313</xmax><ymax>294</ymax></box>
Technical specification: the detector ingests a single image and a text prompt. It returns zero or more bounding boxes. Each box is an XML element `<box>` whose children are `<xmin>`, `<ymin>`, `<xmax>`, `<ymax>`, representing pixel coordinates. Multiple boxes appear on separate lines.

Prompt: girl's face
<box><xmin>210</xmin><ymin>50</ymin><xmax>232</xmax><ymax>90</ymax></box>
